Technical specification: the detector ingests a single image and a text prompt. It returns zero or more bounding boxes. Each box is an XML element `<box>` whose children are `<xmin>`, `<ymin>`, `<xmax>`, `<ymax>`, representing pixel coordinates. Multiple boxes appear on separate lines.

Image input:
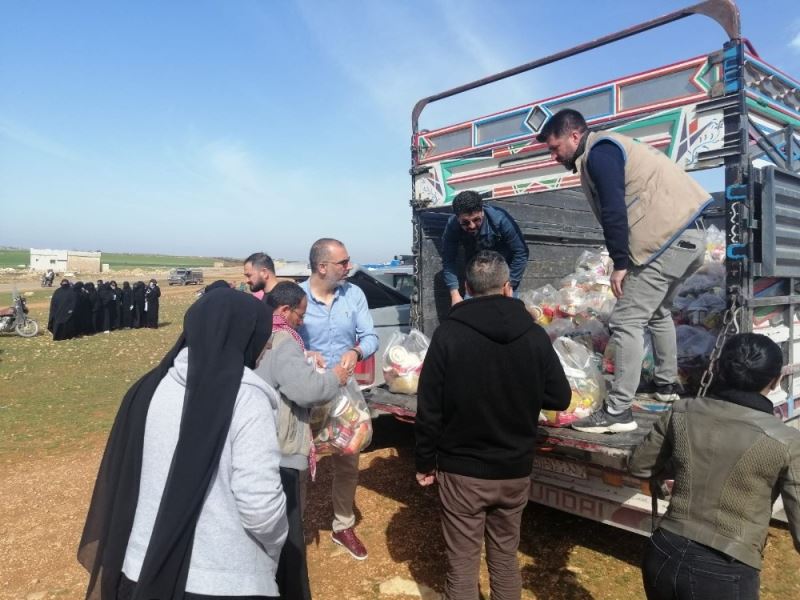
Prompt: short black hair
<box><xmin>452</xmin><ymin>190</ymin><xmax>483</xmax><ymax>216</ymax></box>
<box><xmin>536</xmin><ymin>109</ymin><xmax>588</xmax><ymax>143</ymax></box>
<box><xmin>244</xmin><ymin>252</ymin><xmax>275</xmax><ymax>274</ymax></box>
<box><xmin>716</xmin><ymin>333</ymin><xmax>783</xmax><ymax>392</ymax></box>
<box><xmin>466</xmin><ymin>250</ymin><xmax>509</xmax><ymax>296</ymax></box>
<box><xmin>266</xmin><ymin>281</ymin><xmax>306</xmax><ymax>309</ymax></box>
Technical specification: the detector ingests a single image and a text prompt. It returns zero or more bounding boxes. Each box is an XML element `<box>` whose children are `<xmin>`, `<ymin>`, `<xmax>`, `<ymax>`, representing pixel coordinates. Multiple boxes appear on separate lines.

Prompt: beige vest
<box><xmin>575</xmin><ymin>131</ymin><xmax>711</xmax><ymax>266</ymax></box>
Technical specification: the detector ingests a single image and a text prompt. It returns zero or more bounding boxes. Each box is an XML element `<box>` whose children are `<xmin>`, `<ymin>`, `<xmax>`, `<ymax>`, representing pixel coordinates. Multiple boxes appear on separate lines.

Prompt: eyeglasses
<box><xmin>290</xmin><ymin>308</ymin><xmax>306</xmax><ymax>320</ymax></box>
<box><xmin>322</xmin><ymin>257</ymin><xmax>351</xmax><ymax>267</ymax></box>
<box><xmin>458</xmin><ymin>216</ymin><xmax>482</xmax><ymax>228</ymax></box>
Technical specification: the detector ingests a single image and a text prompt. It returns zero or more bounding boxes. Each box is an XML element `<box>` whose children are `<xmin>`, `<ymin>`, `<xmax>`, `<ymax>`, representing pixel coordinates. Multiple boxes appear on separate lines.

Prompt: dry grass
<box><xmin>1</xmin><ymin>284</ymin><xmax>799</xmax><ymax>599</ymax></box>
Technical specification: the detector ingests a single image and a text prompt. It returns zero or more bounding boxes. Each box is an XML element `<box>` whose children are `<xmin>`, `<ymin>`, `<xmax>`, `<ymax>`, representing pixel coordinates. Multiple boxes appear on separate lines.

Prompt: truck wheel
<box><xmin>16</xmin><ymin>319</ymin><xmax>39</xmax><ymax>337</ymax></box>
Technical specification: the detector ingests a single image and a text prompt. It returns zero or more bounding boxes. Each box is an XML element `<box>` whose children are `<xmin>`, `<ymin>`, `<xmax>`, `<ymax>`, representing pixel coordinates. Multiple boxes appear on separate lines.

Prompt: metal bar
<box><xmin>749</xmin><ymin>118</ymin><xmax>790</xmax><ymax>168</ymax></box>
<box><xmin>746</xmin><ymin>296</ymin><xmax>800</xmax><ymax>308</ymax></box>
<box><xmin>411</xmin><ymin>0</ymin><xmax>740</xmax><ymax>134</ymax></box>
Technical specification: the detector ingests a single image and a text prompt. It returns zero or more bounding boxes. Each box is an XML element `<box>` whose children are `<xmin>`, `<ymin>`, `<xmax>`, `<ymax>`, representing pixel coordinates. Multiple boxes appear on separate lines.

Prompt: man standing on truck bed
<box><xmin>298</xmin><ymin>238</ymin><xmax>378</xmax><ymax>560</ymax></box>
<box><xmin>441</xmin><ymin>190</ymin><xmax>529</xmax><ymax>306</ymax></box>
<box><xmin>415</xmin><ymin>250</ymin><xmax>571</xmax><ymax>600</ymax></box>
<box><xmin>537</xmin><ymin>109</ymin><xmax>711</xmax><ymax>433</ymax></box>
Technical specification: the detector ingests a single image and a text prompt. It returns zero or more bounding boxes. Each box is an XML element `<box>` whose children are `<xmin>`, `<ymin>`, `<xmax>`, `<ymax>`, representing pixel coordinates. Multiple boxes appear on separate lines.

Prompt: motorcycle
<box><xmin>41</xmin><ymin>271</ymin><xmax>55</xmax><ymax>287</ymax></box>
<box><xmin>0</xmin><ymin>293</ymin><xmax>39</xmax><ymax>337</ymax></box>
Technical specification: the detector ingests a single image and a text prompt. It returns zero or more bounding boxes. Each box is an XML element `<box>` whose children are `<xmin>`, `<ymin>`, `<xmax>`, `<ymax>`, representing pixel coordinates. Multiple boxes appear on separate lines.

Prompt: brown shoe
<box><xmin>331</xmin><ymin>527</ymin><xmax>368</xmax><ymax>560</ymax></box>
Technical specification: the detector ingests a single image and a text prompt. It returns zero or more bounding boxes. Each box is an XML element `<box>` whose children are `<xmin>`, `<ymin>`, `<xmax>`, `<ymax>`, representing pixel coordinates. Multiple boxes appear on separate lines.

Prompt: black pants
<box><xmin>642</xmin><ymin>528</ymin><xmax>760</xmax><ymax>600</ymax></box>
<box><xmin>118</xmin><ymin>574</ymin><xmax>278</xmax><ymax>600</ymax></box>
<box><xmin>276</xmin><ymin>467</ymin><xmax>312</xmax><ymax>600</ymax></box>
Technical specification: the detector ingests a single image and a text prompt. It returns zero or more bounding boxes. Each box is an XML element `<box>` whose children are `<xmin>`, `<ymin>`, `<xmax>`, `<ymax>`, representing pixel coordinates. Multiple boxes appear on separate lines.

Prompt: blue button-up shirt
<box><xmin>298</xmin><ymin>279</ymin><xmax>379</xmax><ymax>367</ymax></box>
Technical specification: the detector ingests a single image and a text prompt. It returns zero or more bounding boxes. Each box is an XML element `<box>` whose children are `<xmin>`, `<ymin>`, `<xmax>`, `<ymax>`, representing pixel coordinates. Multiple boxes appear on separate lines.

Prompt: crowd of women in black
<box><xmin>47</xmin><ymin>278</ymin><xmax>161</xmax><ymax>341</ymax></box>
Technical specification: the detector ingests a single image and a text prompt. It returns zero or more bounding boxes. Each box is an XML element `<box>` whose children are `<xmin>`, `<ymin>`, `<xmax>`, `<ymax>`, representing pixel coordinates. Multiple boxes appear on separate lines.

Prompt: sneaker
<box><xmin>571</xmin><ymin>408</ymin><xmax>638</xmax><ymax>433</ymax></box>
<box><xmin>331</xmin><ymin>527</ymin><xmax>368</xmax><ymax>560</ymax></box>
<box><xmin>652</xmin><ymin>383</ymin><xmax>682</xmax><ymax>403</ymax></box>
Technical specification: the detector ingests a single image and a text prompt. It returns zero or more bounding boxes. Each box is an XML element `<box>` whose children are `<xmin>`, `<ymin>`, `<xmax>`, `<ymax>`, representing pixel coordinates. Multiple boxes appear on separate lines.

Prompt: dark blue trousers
<box><xmin>642</xmin><ymin>528</ymin><xmax>760</xmax><ymax>600</ymax></box>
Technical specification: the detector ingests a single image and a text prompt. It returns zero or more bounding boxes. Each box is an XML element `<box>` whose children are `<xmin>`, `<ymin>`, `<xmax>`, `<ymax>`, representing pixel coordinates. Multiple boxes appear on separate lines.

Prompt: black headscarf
<box><xmin>78</xmin><ymin>287</ymin><xmax>273</xmax><ymax>600</ymax></box>
<box><xmin>204</xmin><ymin>279</ymin><xmax>231</xmax><ymax>294</ymax></box>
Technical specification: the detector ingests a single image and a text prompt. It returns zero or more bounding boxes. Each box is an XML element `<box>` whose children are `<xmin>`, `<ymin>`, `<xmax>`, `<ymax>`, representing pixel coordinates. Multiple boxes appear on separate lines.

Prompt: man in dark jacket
<box><xmin>441</xmin><ymin>190</ymin><xmax>529</xmax><ymax>306</ymax></box>
<box><xmin>415</xmin><ymin>250</ymin><xmax>571</xmax><ymax>600</ymax></box>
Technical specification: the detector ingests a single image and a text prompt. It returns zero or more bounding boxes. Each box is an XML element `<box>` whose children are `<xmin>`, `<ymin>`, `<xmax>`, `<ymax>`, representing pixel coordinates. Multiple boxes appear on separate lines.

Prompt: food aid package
<box><xmin>382</xmin><ymin>329</ymin><xmax>429</xmax><ymax>394</ymax></box>
<box><xmin>575</xmin><ymin>249</ymin><xmax>614</xmax><ymax>277</ymax></box>
<box><xmin>540</xmin><ymin>337</ymin><xmax>605</xmax><ymax>427</ymax></box>
<box><xmin>519</xmin><ymin>284</ymin><xmax>558</xmax><ymax>325</ymax></box>
<box><xmin>312</xmin><ymin>379</ymin><xmax>373</xmax><ymax>456</ymax></box>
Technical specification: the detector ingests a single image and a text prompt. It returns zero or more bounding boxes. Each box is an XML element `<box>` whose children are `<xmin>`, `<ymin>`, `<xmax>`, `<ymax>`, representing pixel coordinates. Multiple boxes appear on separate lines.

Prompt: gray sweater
<box><xmin>255</xmin><ymin>330</ymin><xmax>340</xmax><ymax>470</ymax></box>
<box><xmin>122</xmin><ymin>348</ymin><xmax>288</xmax><ymax>596</ymax></box>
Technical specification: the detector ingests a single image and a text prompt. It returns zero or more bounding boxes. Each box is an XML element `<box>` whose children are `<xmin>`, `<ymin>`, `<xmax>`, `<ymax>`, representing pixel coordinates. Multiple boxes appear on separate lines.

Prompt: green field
<box><xmin>0</xmin><ymin>249</ymin><xmax>31</xmax><ymax>269</ymax></box>
<box><xmin>0</xmin><ymin>248</ymin><xmax>231</xmax><ymax>270</ymax></box>
<box><xmin>101</xmin><ymin>252</ymin><xmax>216</xmax><ymax>268</ymax></box>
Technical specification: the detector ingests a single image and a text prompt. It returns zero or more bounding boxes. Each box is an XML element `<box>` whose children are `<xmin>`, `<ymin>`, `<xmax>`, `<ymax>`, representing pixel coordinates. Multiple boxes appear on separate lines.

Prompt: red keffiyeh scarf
<box><xmin>272</xmin><ymin>313</ymin><xmax>304</xmax><ymax>350</ymax></box>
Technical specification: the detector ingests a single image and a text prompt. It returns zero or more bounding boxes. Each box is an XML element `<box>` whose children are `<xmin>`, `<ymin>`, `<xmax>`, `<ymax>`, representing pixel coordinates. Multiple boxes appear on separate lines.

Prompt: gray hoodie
<box><xmin>255</xmin><ymin>330</ymin><xmax>341</xmax><ymax>470</ymax></box>
<box><xmin>122</xmin><ymin>347</ymin><xmax>288</xmax><ymax>596</ymax></box>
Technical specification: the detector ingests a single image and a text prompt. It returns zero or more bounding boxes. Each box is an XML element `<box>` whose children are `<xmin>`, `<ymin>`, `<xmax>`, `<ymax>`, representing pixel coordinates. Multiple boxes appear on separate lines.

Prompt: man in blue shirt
<box><xmin>299</xmin><ymin>238</ymin><xmax>378</xmax><ymax>561</ymax></box>
<box><xmin>441</xmin><ymin>190</ymin><xmax>529</xmax><ymax>306</ymax></box>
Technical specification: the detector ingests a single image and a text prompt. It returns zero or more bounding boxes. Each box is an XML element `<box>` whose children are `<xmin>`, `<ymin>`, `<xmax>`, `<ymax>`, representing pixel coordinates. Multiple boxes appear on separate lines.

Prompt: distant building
<box><xmin>29</xmin><ymin>248</ymin><xmax>102</xmax><ymax>273</ymax></box>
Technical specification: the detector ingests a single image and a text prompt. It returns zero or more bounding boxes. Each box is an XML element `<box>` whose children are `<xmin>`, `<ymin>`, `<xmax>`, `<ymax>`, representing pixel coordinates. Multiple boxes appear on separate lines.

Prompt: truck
<box><xmin>365</xmin><ymin>0</ymin><xmax>800</xmax><ymax>535</ymax></box>
<box><xmin>168</xmin><ymin>267</ymin><xmax>205</xmax><ymax>286</ymax></box>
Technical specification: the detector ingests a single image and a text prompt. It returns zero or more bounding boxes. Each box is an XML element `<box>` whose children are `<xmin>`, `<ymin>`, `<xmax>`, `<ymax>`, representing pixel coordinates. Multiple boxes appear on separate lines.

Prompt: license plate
<box><xmin>533</xmin><ymin>455</ymin><xmax>588</xmax><ymax>480</ymax></box>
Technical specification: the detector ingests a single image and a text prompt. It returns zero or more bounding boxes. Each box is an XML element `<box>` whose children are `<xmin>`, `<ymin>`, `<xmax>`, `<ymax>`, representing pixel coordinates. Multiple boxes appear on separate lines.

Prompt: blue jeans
<box><xmin>642</xmin><ymin>528</ymin><xmax>760</xmax><ymax>600</ymax></box>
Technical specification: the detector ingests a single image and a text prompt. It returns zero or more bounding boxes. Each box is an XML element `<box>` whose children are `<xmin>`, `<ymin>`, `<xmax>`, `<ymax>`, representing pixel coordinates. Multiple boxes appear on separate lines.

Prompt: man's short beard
<box><xmin>249</xmin><ymin>278</ymin><xmax>265</xmax><ymax>293</ymax></box>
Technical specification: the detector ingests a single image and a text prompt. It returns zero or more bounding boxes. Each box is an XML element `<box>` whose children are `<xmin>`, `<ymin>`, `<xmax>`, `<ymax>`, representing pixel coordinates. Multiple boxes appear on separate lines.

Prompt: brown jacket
<box><xmin>575</xmin><ymin>131</ymin><xmax>711</xmax><ymax>266</ymax></box>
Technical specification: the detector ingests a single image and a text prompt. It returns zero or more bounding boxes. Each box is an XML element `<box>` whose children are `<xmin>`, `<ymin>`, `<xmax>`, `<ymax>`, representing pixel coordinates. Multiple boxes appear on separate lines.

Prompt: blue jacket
<box><xmin>441</xmin><ymin>205</ymin><xmax>529</xmax><ymax>290</ymax></box>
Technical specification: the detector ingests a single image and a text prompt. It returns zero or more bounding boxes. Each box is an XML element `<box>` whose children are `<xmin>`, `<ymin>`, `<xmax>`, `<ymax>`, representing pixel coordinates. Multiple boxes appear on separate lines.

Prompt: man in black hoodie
<box><xmin>415</xmin><ymin>250</ymin><xmax>571</xmax><ymax>600</ymax></box>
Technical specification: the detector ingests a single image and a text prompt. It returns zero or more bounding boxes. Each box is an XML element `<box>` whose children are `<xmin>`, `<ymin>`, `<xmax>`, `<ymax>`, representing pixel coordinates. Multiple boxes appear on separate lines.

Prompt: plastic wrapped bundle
<box><xmin>382</xmin><ymin>329</ymin><xmax>429</xmax><ymax>394</ymax></box>
<box><xmin>519</xmin><ymin>284</ymin><xmax>558</xmax><ymax>325</ymax></box>
<box><xmin>556</xmin><ymin>286</ymin><xmax>586</xmax><ymax>318</ymax></box>
<box><xmin>575</xmin><ymin>249</ymin><xmax>614</xmax><ymax>277</ymax></box>
<box><xmin>705</xmin><ymin>225</ymin><xmax>725</xmax><ymax>263</ymax></box>
<box><xmin>312</xmin><ymin>379</ymin><xmax>373</xmax><ymax>455</ymax></box>
<box><xmin>539</xmin><ymin>337</ymin><xmax>605</xmax><ymax>427</ymax></box>
<box><xmin>686</xmin><ymin>292</ymin><xmax>726</xmax><ymax>329</ymax></box>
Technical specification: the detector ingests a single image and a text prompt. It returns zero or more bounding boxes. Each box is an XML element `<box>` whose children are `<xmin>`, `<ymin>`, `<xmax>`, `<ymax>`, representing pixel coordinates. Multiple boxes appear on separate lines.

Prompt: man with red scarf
<box><xmin>256</xmin><ymin>281</ymin><xmax>347</xmax><ymax>600</ymax></box>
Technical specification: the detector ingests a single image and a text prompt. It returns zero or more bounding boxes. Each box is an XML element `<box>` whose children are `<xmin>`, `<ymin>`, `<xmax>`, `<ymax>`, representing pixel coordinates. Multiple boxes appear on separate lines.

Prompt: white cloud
<box><xmin>791</xmin><ymin>30</ymin><xmax>800</xmax><ymax>52</ymax></box>
<box><xmin>0</xmin><ymin>117</ymin><xmax>80</xmax><ymax>162</ymax></box>
<box><xmin>293</xmin><ymin>0</ymin><xmax>544</xmax><ymax>133</ymax></box>
<box><xmin>204</xmin><ymin>140</ymin><xmax>270</xmax><ymax>197</ymax></box>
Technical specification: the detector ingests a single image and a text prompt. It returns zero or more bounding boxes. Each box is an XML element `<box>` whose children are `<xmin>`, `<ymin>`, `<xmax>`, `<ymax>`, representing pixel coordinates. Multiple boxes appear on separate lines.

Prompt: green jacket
<box><xmin>630</xmin><ymin>393</ymin><xmax>800</xmax><ymax>569</ymax></box>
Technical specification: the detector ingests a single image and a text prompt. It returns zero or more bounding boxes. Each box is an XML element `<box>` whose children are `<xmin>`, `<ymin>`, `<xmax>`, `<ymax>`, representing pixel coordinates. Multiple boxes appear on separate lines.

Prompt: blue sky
<box><xmin>1</xmin><ymin>0</ymin><xmax>799</xmax><ymax>263</ymax></box>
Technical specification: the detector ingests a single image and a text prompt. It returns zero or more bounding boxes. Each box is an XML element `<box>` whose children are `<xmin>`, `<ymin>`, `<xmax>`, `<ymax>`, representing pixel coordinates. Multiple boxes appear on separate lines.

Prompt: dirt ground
<box><xmin>2</xmin><ymin>276</ymin><xmax>799</xmax><ymax>600</ymax></box>
<box><xmin>0</xmin><ymin>418</ymin><xmax>643</xmax><ymax>600</ymax></box>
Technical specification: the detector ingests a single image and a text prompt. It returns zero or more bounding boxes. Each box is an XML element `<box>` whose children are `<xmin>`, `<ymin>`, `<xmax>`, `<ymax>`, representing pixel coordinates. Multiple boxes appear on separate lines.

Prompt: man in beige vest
<box><xmin>537</xmin><ymin>109</ymin><xmax>712</xmax><ymax>433</ymax></box>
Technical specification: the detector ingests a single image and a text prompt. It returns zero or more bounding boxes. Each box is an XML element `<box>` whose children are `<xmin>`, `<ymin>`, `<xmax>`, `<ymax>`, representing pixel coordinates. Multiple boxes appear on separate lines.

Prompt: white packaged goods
<box><xmin>382</xmin><ymin>329</ymin><xmax>429</xmax><ymax>395</ymax></box>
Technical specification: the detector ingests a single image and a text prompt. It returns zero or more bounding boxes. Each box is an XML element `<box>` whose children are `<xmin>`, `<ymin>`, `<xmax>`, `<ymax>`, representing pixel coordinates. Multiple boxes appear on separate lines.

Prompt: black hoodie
<box><xmin>415</xmin><ymin>294</ymin><xmax>571</xmax><ymax>479</ymax></box>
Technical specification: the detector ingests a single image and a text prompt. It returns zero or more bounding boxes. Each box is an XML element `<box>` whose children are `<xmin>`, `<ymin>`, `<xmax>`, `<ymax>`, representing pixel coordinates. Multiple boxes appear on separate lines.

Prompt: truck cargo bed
<box><xmin>366</xmin><ymin>386</ymin><xmax>661</xmax><ymax>469</ymax></box>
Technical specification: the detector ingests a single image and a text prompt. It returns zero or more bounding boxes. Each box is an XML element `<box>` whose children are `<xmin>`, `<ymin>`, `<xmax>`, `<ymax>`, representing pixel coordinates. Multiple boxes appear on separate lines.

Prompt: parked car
<box><xmin>168</xmin><ymin>268</ymin><xmax>204</xmax><ymax>286</ymax></box>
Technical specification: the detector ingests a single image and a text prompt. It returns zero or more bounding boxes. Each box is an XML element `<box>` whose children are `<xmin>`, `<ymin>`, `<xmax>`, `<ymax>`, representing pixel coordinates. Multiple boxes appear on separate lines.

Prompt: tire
<box><xmin>15</xmin><ymin>319</ymin><xmax>39</xmax><ymax>337</ymax></box>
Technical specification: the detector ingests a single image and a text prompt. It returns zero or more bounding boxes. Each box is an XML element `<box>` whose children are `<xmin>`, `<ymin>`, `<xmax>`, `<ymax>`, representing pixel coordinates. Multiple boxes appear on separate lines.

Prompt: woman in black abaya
<box><xmin>78</xmin><ymin>288</ymin><xmax>287</xmax><ymax>600</ymax></box>
<box><xmin>121</xmin><ymin>282</ymin><xmax>134</xmax><ymax>329</ymax></box>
